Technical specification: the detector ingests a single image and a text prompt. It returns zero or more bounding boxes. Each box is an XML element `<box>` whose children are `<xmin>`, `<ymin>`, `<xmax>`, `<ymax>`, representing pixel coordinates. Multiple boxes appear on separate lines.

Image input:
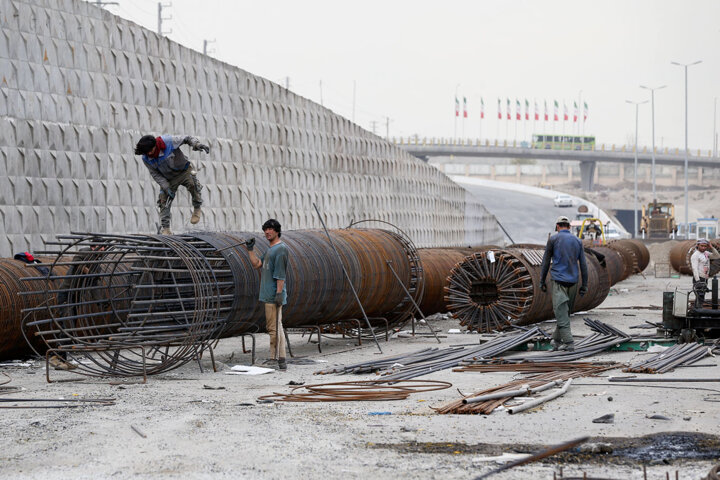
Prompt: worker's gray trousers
<box><xmin>157</xmin><ymin>166</ymin><xmax>203</xmax><ymax>228</ymax></box>
<box><xmin>551</xmin><ymin>281</ymin><xmax>578</xmax><ymax>346</ymax></box>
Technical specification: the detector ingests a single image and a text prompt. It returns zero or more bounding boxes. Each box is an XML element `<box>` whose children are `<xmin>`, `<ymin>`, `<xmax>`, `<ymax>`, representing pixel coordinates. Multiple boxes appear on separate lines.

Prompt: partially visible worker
<box><xmin>539</xmin><ymin>215</ymin><xmax>588</xmax><ymax>352</ymax></box>
<box><xmin>246</xmin><ymin>219</ymin><xmax>289</xmax><ymax>371</ymax></box>
<box><xmin>134</xmin><ymin>134</ymin><xmax>209</xmax><ymax>235</ymax></box>
<box><xmin>690</xmin><ymin>238</ymin><xmax>720</xmax><ymax>307</ymax></box>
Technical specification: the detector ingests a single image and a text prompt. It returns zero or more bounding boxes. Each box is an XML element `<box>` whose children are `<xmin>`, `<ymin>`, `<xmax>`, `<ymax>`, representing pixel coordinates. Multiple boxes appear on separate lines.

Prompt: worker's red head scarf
<box><xmin>149</xmin><ymin>136</ymin><xmax>166</xmax><ymax>158</ymax></box>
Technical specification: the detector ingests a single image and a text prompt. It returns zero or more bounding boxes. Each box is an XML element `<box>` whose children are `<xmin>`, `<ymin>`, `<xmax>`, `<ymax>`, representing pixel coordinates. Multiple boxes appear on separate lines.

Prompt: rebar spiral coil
<box><xmin>445</xmin><ymin>247</ymin><xmax>611</xmax><ymax>333</ymax></box>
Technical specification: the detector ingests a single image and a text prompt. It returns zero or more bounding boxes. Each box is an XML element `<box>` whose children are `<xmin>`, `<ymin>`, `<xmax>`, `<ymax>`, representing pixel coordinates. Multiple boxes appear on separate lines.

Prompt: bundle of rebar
<box><xmin>453</xmin><ymin>361</ymin><xmax>620</xmax><ymax>373</ymax></box>
<box><xmin>434</xmin><ymin>365</ymin><xmax>615</xmax><ymax>415</ymax></box>
<box><xmin>444</xmin><ymin>246</ymin><xmax>611</xmax><ymax>332</ymax></box>
<box><xmin>316</xmin><ymin>327</ymin><xmax>547</xmax><ymax>380</ymax></box>
<box><xmin>19</xmin><ymin>228</ymin><xmax>422</xmax><ymax>375</ymax></box>
<box><xmin>623</xmin><ymin>342</ymin><xmax>711</xmax><ymax>374</ymax></box>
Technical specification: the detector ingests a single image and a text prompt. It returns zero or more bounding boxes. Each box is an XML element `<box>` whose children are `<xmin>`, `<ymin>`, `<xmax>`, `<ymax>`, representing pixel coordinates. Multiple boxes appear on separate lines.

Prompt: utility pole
<box><xmin>626</xmin><ymin>99</ymin><xmax>648</xmax><ymax>238</ymax></box>
<box><xmin>352</xmin><ymin>80</ymin><xmax>358</xmax><ymax>123</ymax></box>
<box><xmin>640</xmin><ymin>84</ymin><xmax>666</xmax><ymax>202</ymax></box>
<box><xmin>671</xmin><ymin>60</ymin><xmax>702</xmax><ymax>237</ymax></box>
<box><xmin>285</xmin><ymin>77</ymin><xmax>290</xmax><ymax>90</ymax></box>
<box><xmin>157</xmin><ymin>2</ymin><xmax>172</xmax><ymax>36</ymax></box>
<box><xmin>319</xmin><ymin>80</ymin><xmax>323</xmax><ymax>106</ymax></box>
<box><xmin>202</xmin><ymin>39</ymin><xmax>216</xmax><ymax>56</ymax></box>
<box><xmin>385</xmin><ymin>116</ymin><xmax>393</xmax><ymax>140</ymax></box>
<box><xmin>370</xmin><ymin>121</ymin><xmax>378</xmax><ymax>136</ymax></box>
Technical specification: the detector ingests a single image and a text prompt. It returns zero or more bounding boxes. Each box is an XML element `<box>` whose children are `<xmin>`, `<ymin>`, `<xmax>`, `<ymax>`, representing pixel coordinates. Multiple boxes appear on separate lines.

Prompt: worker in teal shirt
<box><xmin>246</xmin><ymin>219</ymin><xmax>289</xmax><ymax>370</ymax></box>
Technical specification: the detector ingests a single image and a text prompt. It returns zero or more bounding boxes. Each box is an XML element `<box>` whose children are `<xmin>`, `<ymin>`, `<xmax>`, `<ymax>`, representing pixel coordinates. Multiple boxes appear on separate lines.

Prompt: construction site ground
<box><xmin>1</xmin><ymin>243</ymin><xmax>718</xmax><ymax>479</ymax></box>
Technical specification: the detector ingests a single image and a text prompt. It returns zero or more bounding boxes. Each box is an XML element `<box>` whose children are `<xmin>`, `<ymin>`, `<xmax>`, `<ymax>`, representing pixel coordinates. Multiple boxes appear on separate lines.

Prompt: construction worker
<box><xmin>245</xmin><ymin>219</ymin><xmax>289</xmax><ymax>370</ymax></box>
<box><xmin>539</xmin><ymin>215</ymin><xmax>588</xmax><ymax>352</ymax></box>
<box><xmin>134</xmin><ymin>134</ymin><xmax>209</xmax><ymax>235</ymax></box>
<box><xmin>690</xmin><ymin>238</ymin><xmax>720</xmax><ymax>307</ymax></box>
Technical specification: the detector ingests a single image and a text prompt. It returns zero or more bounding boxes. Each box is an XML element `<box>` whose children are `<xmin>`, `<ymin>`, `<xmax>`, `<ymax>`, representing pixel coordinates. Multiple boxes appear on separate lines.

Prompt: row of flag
<box><xmin>454</xmin><ymin>97</ymin><xmax>589</xmax><ymax>122</ymax></box>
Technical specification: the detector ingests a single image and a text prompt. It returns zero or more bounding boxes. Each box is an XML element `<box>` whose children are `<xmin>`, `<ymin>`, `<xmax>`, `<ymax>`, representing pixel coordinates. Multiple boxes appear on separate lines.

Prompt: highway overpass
<box><xmin>393</xmin><ymin>138</ymin><xmax>720</xmax><ymax>191</ymax></box>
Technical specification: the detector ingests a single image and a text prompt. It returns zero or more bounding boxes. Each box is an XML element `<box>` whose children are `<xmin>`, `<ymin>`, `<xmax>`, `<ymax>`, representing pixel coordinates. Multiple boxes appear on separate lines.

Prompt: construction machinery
<box><xmin>640</xmin><ymin>201</ymin><xmax>677</xmax><ymax>239</ymax></box>
<box><xmin>663</xmin><ymin>278</ymin><xmax>720</xmax><ymax>341</ymax></box>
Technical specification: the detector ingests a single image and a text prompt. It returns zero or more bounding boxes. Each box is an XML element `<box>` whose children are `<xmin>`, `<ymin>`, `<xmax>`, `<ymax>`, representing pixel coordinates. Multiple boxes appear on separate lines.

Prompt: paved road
<box><xmin>463</xmin><ymin>184</ymin><xmax>575</xmax><ymax>245</ymax></box>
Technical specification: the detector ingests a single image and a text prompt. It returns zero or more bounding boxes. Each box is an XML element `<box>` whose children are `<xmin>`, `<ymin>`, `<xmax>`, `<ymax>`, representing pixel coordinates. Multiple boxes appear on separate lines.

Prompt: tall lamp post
<box><xmin>671</xmin><ymin>60</ymin><xmax>702</xmax><ymax>238</ymax></box>
<box><xmin>626</xmin><ymin>100</ymin><xmax>648</xmax><ymax>238</ymax></box>
<box><xmin>639</xmin><ymin>84</ymin><xmax>666</xmax><ymax>203</ymax></box>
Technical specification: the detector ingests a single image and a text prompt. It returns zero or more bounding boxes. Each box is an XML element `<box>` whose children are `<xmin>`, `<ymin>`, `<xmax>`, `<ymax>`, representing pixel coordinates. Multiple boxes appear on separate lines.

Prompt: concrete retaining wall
<box><xmin>0</xmin><ymin>0</ymin><xmax>501</xmax><ymax>255</ymax></box>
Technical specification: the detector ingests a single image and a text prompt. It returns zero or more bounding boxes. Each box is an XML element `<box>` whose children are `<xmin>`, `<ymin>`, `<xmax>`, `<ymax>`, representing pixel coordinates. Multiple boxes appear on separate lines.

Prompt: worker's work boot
<box><xmin>558</xmin><ymin>342</ymin><xmax>575</xmax><ymax>352</ymax></box>
<box><xmin>278</xmin><ymin>358</ymin><xmax>287</xmax><ymax>371</ymax></box>
<box><xmin>160</xmin><ymin>227</ymin><xmax>172</xmax><ymax>235</ymax></box>
<box><xmin>190</xmin><ymin>207</ymin><xmax>202</xmax><ymax>225</ymax></box>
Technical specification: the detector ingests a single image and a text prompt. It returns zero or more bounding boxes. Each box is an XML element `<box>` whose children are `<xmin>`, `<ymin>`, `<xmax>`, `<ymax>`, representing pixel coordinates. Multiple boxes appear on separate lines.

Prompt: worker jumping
<box><xmin>134</xmin><ymin>134</ymin><xmax>209</xmax><ymax>235</ymax></box>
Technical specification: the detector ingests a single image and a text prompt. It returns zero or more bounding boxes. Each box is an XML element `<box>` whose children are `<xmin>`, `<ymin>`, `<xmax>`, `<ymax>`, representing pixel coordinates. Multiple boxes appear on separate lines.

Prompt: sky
<box><xmin>101</xmin><ymin>0</ymin><xmax>720</xmax><ymax>151</ymax></box>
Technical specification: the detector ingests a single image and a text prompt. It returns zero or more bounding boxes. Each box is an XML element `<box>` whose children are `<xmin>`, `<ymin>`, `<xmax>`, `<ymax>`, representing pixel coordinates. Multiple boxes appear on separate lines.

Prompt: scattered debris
<box><xmin>578</xmin><ymin>442</ymin><xmax>613</xmax><ymax>454</ymax></box>
<box><xmin>131</xmin><ymin>425</ymin><xmax>147</xmax><ymax>438</ymax></box>
<box><xmin>592</xmin><ymin>413</ymin><xmax>615</xmax><ymax>424</ymax></box>
<box><xmin>646</xmin><ymin>414</ymin><xmax>671</xmax><ymax>420</ymax></box>
<box><xmin>226</xmin><ymin>365</ymin><xmax>274</xmax><ymax>375</ymax></box>
<box><xmin>203</xmin><ymin>385</ymin><xmax>226</xmax><ymax>390</ymax></box>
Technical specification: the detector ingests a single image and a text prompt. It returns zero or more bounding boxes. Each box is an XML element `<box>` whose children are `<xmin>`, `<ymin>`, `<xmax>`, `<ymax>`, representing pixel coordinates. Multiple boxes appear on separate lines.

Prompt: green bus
<box><xmin>532</xmin><ymin>134</ymin><xmax>596</xmax><ymax>151</ymax></box>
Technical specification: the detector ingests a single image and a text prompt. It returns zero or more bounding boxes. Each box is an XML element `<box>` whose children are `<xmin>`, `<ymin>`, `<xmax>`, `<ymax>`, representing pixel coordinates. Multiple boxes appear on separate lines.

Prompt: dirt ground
<box><xmin>1</xmin><ymin>244</ymin><xmax>719</xmax><ymax>480</ymax></box>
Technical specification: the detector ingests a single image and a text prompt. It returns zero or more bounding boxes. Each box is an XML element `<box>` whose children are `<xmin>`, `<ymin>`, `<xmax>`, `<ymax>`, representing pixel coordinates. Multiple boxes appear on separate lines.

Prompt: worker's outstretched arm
<box><xmin>245</xmin><ymin>238</ymin><xmax>262</xmax><ymax>269</ymax></box>
<box><xmin>708</xmin><ymin>245</ymin><xmax>720</xmax><ymax>260</ymax></box>
<box><xmin>174</xmin><ymin>135</ymin><xmax>209</xmax><ymax>154</ymax></box>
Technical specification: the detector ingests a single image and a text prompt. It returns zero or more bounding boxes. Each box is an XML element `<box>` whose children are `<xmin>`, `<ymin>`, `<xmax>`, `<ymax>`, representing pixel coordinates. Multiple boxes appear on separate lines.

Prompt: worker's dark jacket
<box><xmin>540</xmin><ymin>230</ymin><xmax>588</xmax><ymax>287</ymax></box>
<box><xmin>142</xmin><ymin>135</ymin><xmax>200</xmax><ymax>191</ymax></box>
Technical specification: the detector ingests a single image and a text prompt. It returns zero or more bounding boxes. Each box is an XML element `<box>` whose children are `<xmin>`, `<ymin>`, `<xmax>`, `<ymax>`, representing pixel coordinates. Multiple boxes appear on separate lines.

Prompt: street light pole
<box><xmin>640</xmin><ymin>85</ymin><xmax>666</xmax><ymax>203</ymax></box>
<box><xmin>671</xmin><ymin>60</ymin><xmax>702</xmax><ymax>238</ymax></box>
<box><xmin>626</xmin><ymin>100</ymin><xmax>648</xmax><ymax>238</ymax></box>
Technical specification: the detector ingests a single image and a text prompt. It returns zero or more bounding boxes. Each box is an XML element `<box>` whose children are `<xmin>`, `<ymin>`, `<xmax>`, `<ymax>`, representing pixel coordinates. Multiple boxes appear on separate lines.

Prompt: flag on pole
<box><xmin>506</xmin><ymin>98</ymin><xmax>511</xmax><ymax>120</ymax></box>
<box><xmin>497</xmin><ymin>98</ymin><xmax>502</xmax><ymax>119</ymax></box>
<box><xmin>455</xmin><ymin>97</ymin><xmax>459</xmax><ymax>117</ymax></box>
<box><xmin>553</xmin><ymin>100</ymin><xmax>559</xmax><ymax>121</ymax></box>
<box><xmin>525</xmin><ymin>99</ymin><xmax>530</xmax><ymax>120</ymax></box>
<box><xmin>583</xmin><ymin>101</ymin><xmax>589</xmax><ymax>121</ymax></box>
<box><xmin>534</xmin><ymin>100</ymin><xmax>539</xmax><ymax>121</ymax></box>
<box><xmin>516</xmin><ymin>99</ymin><xmax>521</xmax><ymax>120</ymax></box>
<box><xmin>463</xmin><ymin>97</ymin><xmax>468</xmax><ymax>118</ymax></box>
<box><xmin>544</xmin><ymin>100</ymin><xmax>549</xmax><ymax>121</ymax></box>
<box><xmin>481</xmin><ymin>98</ymin><xmax>485</xmax><ymax>119</ymax></box>
<box><xmin>573</xmin><ymin>101</ymin><xmax>578</xmax><ymax>122</ymax></box>
<box><xmin>563</xmin><ymin>102</ymin><xmax>568</xmax><ymax>121</ymax></box>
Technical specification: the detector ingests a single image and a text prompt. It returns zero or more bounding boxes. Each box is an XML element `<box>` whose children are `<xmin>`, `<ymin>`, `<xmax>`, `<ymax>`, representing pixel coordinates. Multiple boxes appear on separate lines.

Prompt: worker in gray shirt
<box><xmin>539</xmin><ymin>215</ymin><xmax>588</xmax><ymax>352</ymax></box>
<box><xmin>134</xmin><ymin>134</ymin><xmax>209</xmax><ymax>235</ymax></box>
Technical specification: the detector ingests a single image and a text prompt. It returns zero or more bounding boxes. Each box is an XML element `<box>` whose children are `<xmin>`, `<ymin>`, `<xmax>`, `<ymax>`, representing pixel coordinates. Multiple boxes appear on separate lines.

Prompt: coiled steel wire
<box><xmin>444</xmin><ymin>246</ymin><xmax>611</xmax><ymax>332</ymax></box>
<box><xmin>18</xmin><ymin>228</ymin><xmax>420</xmax><ymax>376</ymax></box>
<box><xmin>257</xmin><ymin>379</ymin><xmax>451</xmax><ymax>402</ymax></box>
<box><xmin>706</xmin><ymin>464</ymin><xmax>720</xmax><ymax>480</ymax></box>
<box><xmin>417</xmin><ymin>247</ymin><xmax>494</xmax><ymax>315</ymax></box>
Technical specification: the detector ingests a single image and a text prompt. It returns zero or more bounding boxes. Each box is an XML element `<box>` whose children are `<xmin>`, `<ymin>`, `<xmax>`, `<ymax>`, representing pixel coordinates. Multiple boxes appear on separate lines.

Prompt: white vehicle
<box><xmin>553</xmin><ymin>194</ymin><xmax>573</xmax><ymax>208</ymax></box>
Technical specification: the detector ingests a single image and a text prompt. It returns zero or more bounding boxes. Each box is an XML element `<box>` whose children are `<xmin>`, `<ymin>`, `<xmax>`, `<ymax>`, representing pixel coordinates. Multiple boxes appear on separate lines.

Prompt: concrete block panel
<box><xmin>0</xmin><ymin>0</ymin><xmax>502</xmax><ymax>250</ymax></box>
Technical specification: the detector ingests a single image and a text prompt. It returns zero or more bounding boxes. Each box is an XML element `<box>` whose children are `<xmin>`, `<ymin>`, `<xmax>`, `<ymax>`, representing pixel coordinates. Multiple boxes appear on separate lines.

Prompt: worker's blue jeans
<box><xmin>551</xmin><ymin>281</ymin><xmax>578</xmax><ymax>346</ymax></box>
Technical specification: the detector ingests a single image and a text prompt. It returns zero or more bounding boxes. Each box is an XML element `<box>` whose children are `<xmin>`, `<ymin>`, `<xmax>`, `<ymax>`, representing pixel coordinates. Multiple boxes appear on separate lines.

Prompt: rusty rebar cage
<box><xmin>18</xmin><ymin>228</ymin><xmax>421</xmax><ymax>375</ymax></box>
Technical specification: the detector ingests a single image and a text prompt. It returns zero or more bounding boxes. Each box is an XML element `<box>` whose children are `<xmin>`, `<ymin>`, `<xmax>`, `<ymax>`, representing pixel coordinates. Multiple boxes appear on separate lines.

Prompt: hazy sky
<box><xmin>105</xmin><ymin>0</ymin><xmax>719</xmax><ymax>151</ymax></box>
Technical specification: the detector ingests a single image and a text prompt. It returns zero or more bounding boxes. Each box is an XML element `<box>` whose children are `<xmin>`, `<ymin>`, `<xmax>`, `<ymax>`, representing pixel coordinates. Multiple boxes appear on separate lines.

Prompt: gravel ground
<box><xmin>1</xmin><ymin>251</ymin><xmax>718</xmax><ymax>479</ymax></box>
